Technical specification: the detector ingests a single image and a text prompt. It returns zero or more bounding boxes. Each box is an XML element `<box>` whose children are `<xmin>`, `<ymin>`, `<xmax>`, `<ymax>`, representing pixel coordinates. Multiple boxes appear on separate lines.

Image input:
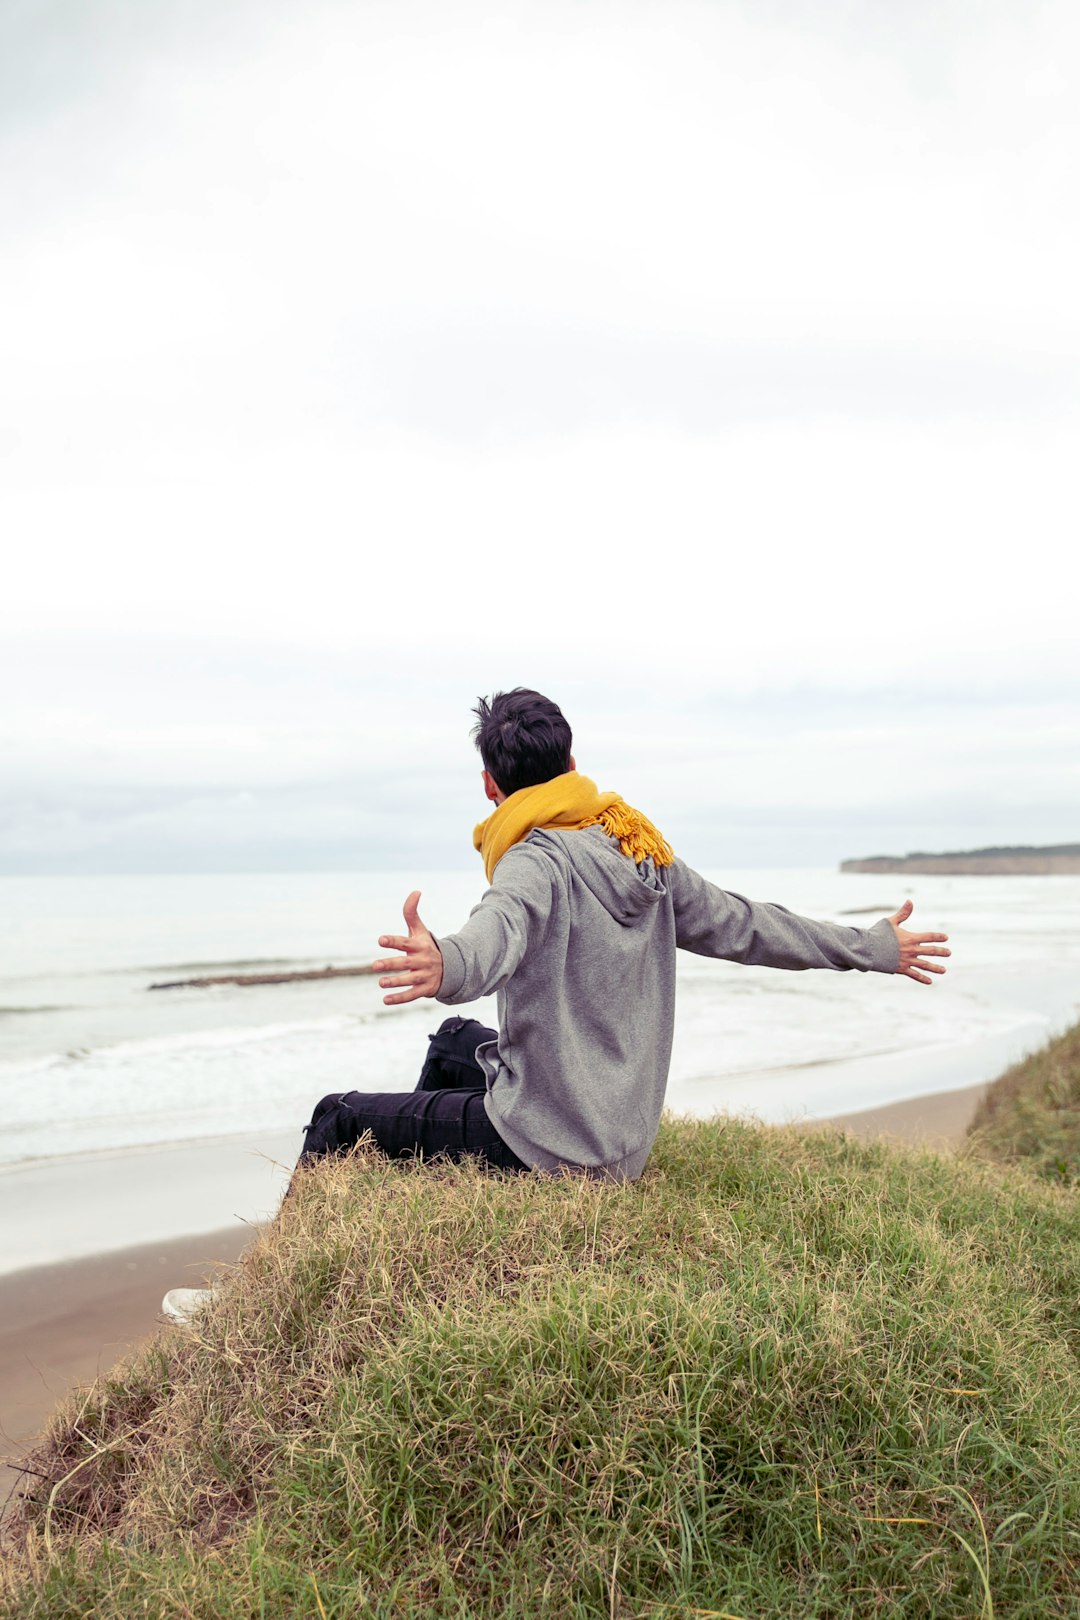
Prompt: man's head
<box><xmin>472</xmin><ymin>688</ymin><xmax>574</xmax><ymax>803</ymax></box>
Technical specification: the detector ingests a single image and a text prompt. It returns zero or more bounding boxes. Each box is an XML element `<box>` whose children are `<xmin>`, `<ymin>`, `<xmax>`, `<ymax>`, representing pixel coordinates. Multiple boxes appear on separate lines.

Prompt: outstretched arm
<box><xmin>669</xmin><ymin>859</ymin><xmax>949</xmax><ymax>980</ymax></box>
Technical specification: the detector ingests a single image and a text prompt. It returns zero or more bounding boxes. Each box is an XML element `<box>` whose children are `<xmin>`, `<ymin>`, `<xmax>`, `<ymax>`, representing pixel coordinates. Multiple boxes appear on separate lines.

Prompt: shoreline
<box><xmin>0</xmin><ymin>1079</ymin><xmax>991</xmax><ymax>1513</ymax></box>
<box><xmin>1</xmin><ymin>1014</ymin><xmax>1046</xmax><ymax>1280</ymax></box>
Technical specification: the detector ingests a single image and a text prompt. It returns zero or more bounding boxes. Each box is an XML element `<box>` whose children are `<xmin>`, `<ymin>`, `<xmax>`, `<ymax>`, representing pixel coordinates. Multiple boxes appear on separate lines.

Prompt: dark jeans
<box><xmin>298</xmin><ymin>1016</ymin><xmax>529</xmax><ymax>1174</ymax></box>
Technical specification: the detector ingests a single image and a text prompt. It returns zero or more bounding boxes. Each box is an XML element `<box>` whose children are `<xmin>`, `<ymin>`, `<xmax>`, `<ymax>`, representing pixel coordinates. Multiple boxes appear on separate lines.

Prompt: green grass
<box><xmin>967</xmin><ymin>1019</ymin><xmax>1080</xmax><ymax>1185</ymax></box>
<box><xmin>2</xmin><ymin>1118</ymin><xmax>1079</xmax><ymax>1618</ymax></box>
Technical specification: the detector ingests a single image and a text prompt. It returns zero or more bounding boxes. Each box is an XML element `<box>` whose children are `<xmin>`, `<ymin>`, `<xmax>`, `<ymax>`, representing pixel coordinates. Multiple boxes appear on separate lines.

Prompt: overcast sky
<box><xmin>3</xmin><ymin>0</ymin><xmax>1078</xmax><ymax>875</ymax></box>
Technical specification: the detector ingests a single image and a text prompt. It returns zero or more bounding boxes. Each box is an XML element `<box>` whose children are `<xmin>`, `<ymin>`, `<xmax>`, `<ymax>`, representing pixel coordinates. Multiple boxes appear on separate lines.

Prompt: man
<box><xmin>297</xmin><ymin>688</ymin><xmax>950</xmax><ymax>1182</ymax></box>
<box><xmin>163</xmin><ymin>688</ymin><xmax>951</xmax><ymax>1321</ymax></box>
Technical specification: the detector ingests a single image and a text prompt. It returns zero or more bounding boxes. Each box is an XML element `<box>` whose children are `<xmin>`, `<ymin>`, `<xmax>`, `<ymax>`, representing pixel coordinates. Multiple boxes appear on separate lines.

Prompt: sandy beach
<box><xmin>0</xmin><ymin>1080</ymin><xmax>990</xmax><ymax>1513</ymax></box>
<box><xmin>814</xmin><ymin>1079</ymin><xmax>989</xmax><ymax>1151</ymax></box>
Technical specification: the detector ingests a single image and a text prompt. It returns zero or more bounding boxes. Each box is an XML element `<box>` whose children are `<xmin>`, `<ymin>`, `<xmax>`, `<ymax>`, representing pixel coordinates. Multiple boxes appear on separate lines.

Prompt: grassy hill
<box><xmin>967</xmin><ymin>1019</ymin><xmax>1080</xmax><ymax>1186</ymax></box>
<box><xmin>2</xmin><ymin>1116</ymin><xmax>1079</xmax><ymax>1618</ymax></box>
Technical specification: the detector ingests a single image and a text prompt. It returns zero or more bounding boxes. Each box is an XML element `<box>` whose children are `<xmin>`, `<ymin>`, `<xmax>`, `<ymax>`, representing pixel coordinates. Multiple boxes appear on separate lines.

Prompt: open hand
<box><xmin>888</xmin><ymin>899</ymin><xmax>950</xmax><ymax>985</ymax></box>
<box><xmin>372</xmin><ymin>890</ymin><xmax>444</xmax><ymax>1006</ymax></box>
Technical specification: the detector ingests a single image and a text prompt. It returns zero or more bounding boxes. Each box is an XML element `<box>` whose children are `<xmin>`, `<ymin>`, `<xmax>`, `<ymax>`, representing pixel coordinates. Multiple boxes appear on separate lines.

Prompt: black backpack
<box><xmin>416</xmin><ymin>1016</ymin><xmax>498</xmax><ymax>1091</ymax></box>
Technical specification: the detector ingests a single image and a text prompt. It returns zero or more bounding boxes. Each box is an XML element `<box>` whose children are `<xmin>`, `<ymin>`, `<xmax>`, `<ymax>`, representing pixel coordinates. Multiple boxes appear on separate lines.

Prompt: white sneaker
<box><xmin>161</xmin><ymin>1286</ymin><xmax>214</xmax><ymax>1326</ymax></box>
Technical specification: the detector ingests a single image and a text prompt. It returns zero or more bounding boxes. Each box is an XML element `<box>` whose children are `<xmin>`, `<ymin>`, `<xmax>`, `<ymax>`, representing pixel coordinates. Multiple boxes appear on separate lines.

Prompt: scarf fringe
<box><xmin>580</xmin><ymin>802</ymin><xmax>674</xmax><ymax>870</ymax></box>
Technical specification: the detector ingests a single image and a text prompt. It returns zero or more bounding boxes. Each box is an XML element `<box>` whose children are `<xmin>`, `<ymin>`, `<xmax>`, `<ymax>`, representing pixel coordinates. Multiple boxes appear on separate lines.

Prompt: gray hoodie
<box><xmin>435</xmin><ymin>827</ymin><xmax>899</xmax><ymax>1180</ymax></box>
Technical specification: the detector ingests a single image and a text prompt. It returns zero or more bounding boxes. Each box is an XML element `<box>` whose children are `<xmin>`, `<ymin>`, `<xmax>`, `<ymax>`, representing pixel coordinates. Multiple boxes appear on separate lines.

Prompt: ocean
<box><xmin>3</xmin><ymin>866</ymin><xmax>1078</xmax><ymax>1172</ymax></box>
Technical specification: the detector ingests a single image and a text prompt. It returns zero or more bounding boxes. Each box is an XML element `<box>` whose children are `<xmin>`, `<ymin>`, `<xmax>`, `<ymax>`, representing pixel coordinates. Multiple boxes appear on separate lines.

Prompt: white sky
<box><xmin>2</xmin><ymin>0</ymin><xmax>1078</xmax><ymax>872</ymax></box>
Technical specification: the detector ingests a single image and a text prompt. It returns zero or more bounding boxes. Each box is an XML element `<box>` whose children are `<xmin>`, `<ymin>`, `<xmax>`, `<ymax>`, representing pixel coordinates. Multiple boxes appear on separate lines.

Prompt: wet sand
<box><xmin>1</xmin><ymin>1080</ymin><xmax>988</xmax><ymax>1517</ymax></box>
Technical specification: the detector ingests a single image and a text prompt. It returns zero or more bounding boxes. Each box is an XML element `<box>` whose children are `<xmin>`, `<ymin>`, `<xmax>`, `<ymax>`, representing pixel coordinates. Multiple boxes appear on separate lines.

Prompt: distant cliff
<box><xmin>840</xmin><ymin>843</ymin><xmax>1080</xmax><ymax>875</ymax></box>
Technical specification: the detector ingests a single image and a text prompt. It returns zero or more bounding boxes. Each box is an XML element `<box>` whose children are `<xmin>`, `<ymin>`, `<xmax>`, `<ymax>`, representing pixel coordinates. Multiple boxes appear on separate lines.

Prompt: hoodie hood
<box><xmin>528</xmin><ymin>826</ymin><xmax>666</xmax><ymax>926</ymax></box>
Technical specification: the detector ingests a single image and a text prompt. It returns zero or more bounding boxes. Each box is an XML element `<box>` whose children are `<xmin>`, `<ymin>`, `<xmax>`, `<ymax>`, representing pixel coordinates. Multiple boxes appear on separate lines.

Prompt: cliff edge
<box><xmin>841</xmin><ymin>842</ymin><xmax>1080</xmax><ymax>875</ymax></box>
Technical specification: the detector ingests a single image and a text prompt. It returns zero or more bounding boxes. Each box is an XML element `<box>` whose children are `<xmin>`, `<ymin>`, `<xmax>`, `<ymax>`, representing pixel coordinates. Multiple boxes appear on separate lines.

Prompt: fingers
<box><xmin>911</xmin><ymin>942</ymin><xmax>950</xmax><ymax>955</ymax></box>
<box><xmin>383</xmin><ymin>986</ymin><xmax>424</xmax><ymax>1005</ymax></box>
<box><xmin>378</xmin><ymin>894</ymin><xmax>427</xmax><ymax>952</ymax></box>
<box><xmin>889</xmin><ymin>899</ymin><xmax>913</xmax><ymax>925</ymax></box>
<box><xmin>379</xmin><ymin>966</ymin><xmax>438</xmax><ymax>1001</ymax></box>
<box><xmin>380</xmin><ymin>969</ymin><xmax>438</xmax><ymax>1001</ymax></box>
<box><xmin>377</xmin><ymin>970</ymin><xmax>421</xmax><ymax>988</ymax></box>
<box><xmin>902</xmin><ymin>958</ymin><xmax>947</xmax><ymax>984</ymax></box>
<box><xmin>375</xmin><ymin>890</ymin><xmax>438</xmax><ymax>1006</ymax></box>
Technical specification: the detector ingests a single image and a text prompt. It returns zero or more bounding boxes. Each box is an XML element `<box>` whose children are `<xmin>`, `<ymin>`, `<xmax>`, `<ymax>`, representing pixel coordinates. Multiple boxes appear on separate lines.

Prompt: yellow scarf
<box><xmin>473</xmin><ymin>770</ymin><xmax>674</xmax><ymax>882</ymax></box>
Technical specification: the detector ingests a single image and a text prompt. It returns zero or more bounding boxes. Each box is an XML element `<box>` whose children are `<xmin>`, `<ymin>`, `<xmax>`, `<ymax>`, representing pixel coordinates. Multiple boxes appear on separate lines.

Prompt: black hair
<box><xmin>471</xmin><ymin>688</ymin><xmax>573</xmax><ymax>797</ymax></box>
